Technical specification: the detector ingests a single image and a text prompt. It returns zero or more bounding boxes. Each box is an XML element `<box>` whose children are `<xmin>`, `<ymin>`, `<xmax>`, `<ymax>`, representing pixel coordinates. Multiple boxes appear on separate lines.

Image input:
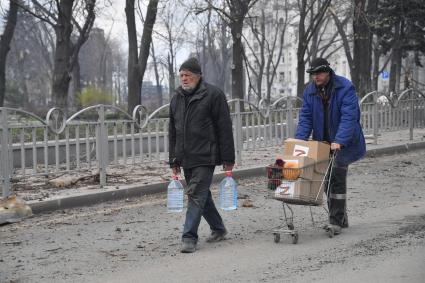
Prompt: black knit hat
<box><xmin>306</xmin><ymin>58</ymin><xmax>332</xmax><ymax>74</ymax></box>
<box><xmin>179</xmin><ymin>57</ymin><xmax>202</xmax><ymax>74</ymax></box>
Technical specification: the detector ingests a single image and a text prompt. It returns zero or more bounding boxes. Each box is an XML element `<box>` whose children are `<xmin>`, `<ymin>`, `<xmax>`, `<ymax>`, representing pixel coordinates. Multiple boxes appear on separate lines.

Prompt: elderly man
<box><xmin>168</xmin><ymin>58</ymin><xmax>235</xmax><ymax>253</ymax></box>
<box><xmin>295</xmin><ymin>58</ymin><xmax>366</xmax><ymax>235</ymax></box>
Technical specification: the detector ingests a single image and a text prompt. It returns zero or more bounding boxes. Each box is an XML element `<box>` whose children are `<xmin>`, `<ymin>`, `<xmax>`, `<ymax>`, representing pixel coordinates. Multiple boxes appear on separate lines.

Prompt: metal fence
<box><xmin>1</xmin><ymin>90</ymin><xmax>425</xmax><ymax>197</ymax></box>
<box><xmin>359</xmin><ymin>89</ymin><xmax>425</xmax><ymax>143</ymax></box>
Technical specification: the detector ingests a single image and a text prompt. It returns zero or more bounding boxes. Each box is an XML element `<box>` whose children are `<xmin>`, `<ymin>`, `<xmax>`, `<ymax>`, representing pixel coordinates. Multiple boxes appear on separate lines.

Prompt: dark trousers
<box><xmin>182</xmin><ymin>166</ymin><xmax>226</xmax><ymax>243</ymax></box>
<box><xmin>325</xmin><ymin>160</ymin><xmax>348</xmax><ymax>227</ymax></box>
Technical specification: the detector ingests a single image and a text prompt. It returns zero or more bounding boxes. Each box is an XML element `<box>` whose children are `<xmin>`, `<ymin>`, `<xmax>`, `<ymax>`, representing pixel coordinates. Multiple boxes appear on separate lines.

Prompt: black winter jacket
<box><xmin>168</xmin><ymin>80</ymin><xmax>235</xmax><ymax>169</ymax></box>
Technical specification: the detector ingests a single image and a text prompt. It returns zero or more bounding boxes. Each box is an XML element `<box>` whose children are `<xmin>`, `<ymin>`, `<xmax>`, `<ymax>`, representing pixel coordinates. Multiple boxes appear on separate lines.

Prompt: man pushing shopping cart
<box><xmin>295</xmin><ymin>58</ymin><xmax>366</xmax><ymax>235</ymax></box>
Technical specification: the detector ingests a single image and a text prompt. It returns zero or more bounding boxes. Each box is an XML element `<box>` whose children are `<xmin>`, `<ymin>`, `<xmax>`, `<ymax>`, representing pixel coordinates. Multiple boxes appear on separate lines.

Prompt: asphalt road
<box><xmin>1</xmin><ymin>150</ymin><xmax>425</xmax><ymax>283</ymax></box>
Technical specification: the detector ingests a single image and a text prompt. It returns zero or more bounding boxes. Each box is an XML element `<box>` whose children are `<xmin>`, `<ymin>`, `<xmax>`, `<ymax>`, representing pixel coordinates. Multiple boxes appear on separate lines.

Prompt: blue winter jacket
<box><xmin>295</xmin><ymin>73</ymin><xmax>366</xmax><ymax>166</ymax></box>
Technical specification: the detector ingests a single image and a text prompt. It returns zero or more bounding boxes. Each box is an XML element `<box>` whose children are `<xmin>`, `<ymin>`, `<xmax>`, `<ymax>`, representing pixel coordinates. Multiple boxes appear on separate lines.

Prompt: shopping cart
<box><xmin>266</xmin><ymin>152</ymin><xmax>336</xmax><ymax>244</ymax></box>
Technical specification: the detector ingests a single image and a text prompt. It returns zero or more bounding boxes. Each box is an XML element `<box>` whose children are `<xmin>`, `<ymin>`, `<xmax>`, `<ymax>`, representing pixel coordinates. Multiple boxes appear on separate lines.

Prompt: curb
<box><xmin>28</xmin><ymin>140</ymin><xmax>425</xmax><ymax>214</ymax></box>
<box><xmin>365</xmin><ymin>141</ymin><xmax>425</xmax><ymax>157</ymax></box>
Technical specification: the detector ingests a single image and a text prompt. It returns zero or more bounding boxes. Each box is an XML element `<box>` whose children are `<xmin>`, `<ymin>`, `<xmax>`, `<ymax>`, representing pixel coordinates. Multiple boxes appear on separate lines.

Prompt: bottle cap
<box><xmin>224</xmin><ymin>171</ymin><xmax>232</xmax><ymax>177</ymax></box>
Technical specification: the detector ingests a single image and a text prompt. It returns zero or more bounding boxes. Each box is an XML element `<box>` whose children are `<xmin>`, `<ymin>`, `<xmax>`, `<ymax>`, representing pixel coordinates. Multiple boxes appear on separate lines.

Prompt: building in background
<box><xmin>78</xmin><ymin>28</ymin><xmax>113</xmax><ymax>93</ymax></box>
<box><xmin>243</xmin><ymin>0</ymin><xmax>425</xmax><ymax>103</ymax></box>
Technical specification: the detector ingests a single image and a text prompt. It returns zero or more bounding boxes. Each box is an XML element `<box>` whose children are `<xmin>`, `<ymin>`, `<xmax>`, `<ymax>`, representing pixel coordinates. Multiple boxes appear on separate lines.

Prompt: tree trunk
<box><xmin>231</xmin><ymin>20</ymin><xmax>244</xmax><ymax>101</ymax></box>
<box><xmin>263</xmin><ymin>1</ymin><xmax>288</xmax><ymax>104</ymax></box>
<box><xmin>51</xmin><ymin>0</ymin><xmax>74</xmax><ymax>109</ymax></box>
<box><xmin>0</xmin><ymin>0</ymin><xmax>19</xmax><ymax>107</ymax></box>
<box><xmin>296</xmin><ymin>0</ymin><xmax>307</xmax><ymax>100</ymax></box>
<box><xmin>17</xmin><ymin>52</ymin><xmax>29</xmax><ymax>108</ymax></box>
<box><xmin>168</xmin><ymin>53</ymin><xmax>175</xmax><ymax>100</ymax></box>
<box><xmin>151</xmin><ymin>43</ymin><xmax>162</xmax><ymax>102</ymax></box>
<box><xmin>71</xmin><ymin>60</ymin><xmax>81</xmax><ymax>109</ymax></box>
<box><xmin>256</xmin><ymin>9</ymin><xmax>266</xmax><ymax>103</ymax></box>
<box><xmin>126</xmin><ymin>0</ymin><xmax>141</xmax><ymax>113</ymax></box>
<box><xmin>126</xmin><ymin>0</ymin><xmax>158</xmax><ymax>113</ymax></box>
<box><xmin>390</xmin><ymin>46</ymin><xmax>403</xmax><ymax>94</ymax></box>
<box><xmin>309</xmin><ymin>2</ymin><xmax>321</xmax><ymax>61</ymax></box>
<box><xmin>352</xmin><ymin>0</ymin><xmax>375</xmax><ymax>97</ymax></box>
<box><xmin>389</xmin><ymin>20</ymin><xmax>401</xmax><ymax>94</ymax></box>
<box><xmin>50</xmin><ymin>0</ymin><xmax>96</xmax><ymax>110</ymax></box>
<box><xmin>330</xmin><ymin>8</ymin><xmax>354</xmax><ymax>77</ymax></box>
<box><xmin>137</xmin><ymin>0</ymin><xmax>159</xmax><ymax>106</ymax></box>
<box><xmin>372</xmin><ymin>44</ymin><xmax>380</xmax><ymax>91</ymax></box>
<box><xmin>220</xmin><ymin>20</ymin><xmax>228</xmax><ymax>93</ymax></box>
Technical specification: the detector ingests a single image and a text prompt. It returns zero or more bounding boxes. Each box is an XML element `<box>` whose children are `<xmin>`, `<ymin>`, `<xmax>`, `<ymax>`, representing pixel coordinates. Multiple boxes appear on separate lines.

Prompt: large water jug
<box><xmin>219</xmin><ymin>171</ymin><xmax>237</xmax><ymax>210</ymax></box>
<box><xmin>167</xmin><ymin>175</ymin><xmax>184</xmax><ymax>212</ymax></box>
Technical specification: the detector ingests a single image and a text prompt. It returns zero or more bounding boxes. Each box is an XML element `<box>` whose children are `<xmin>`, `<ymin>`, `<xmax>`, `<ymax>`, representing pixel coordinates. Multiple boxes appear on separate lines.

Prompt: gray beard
<box><xmin>182</xmin><ymin>85</ymin><xmax>195</xmax><ymax>92</ymax></box>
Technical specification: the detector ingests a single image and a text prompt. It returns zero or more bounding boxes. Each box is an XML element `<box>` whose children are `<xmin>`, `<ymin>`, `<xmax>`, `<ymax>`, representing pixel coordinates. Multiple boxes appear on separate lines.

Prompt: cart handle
<box><xmin>314</xmin><ymin>151</ymin><xmax>337</xmax><ymax>202</ymax></box>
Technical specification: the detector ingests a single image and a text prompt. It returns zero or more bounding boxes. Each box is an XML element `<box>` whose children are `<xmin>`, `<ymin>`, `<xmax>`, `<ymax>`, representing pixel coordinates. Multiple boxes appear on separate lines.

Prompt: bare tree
<box><xmin>307</xmin><ymin>10</ymin><xmax>347</xmax><ymax>63</ymax></box>
<box><xmin>163</xmin><ymin>6</ymin><xmax>183</xmax><ymax>99</ymax></box>
<box><xmin>328</xmin><ymin>5</ymin><xmax>354</xmax><ymax>76</ymax></box>
<box><xmin>243</xmin><ymin>0</ymin><xmax>291</xmax><ymax>103</ymax></box>
<box><xmin>126</xmin><ymin>0</ymin><xmax>159</xmax><ymax>113</ymax></box>
<box><xmin>150</xmin><ymin>42</ymin><xmax>162</xmax><ymax>99</ymax></box>
<box><xmin>150</xmin><ymin>0</ymin><xmax>188</xmax><ymax>100</ymax></box>
<box><xmin>295</xmin><ymin>0</ymin><xmax>331</xmax><ymax>99</ymax></box>
<box><xmin>110</xmin><ymin>39</ymin><xmax>127</xmax><ymax>107</ymax></box>
<box><xmin>15</xmin><ymin>0</ymin><xmax>97</xmax><ymax>109</ymax></box>
<box><xmin>0</xmin><ymin>0</ymin><xmax>19</xmax><ymax>106</ymax></box>
<box><xmin>189</xmin><ymin>7</ymin><xmax>231</xmax><ymax>93</ymax></box>
<box><xmin>195</xmin><ymin>0</ymin><xmax>259</xmax><ymax>101</ymax></box>
<box><xmin>352</xmin><ymin>0</ymin><xmax>378</xmax><ymax>97</ymax></box>
<box><xmin>6</xmin><ymin>11</ymin><xmax>55</xmax><ymax>108</ymax></box>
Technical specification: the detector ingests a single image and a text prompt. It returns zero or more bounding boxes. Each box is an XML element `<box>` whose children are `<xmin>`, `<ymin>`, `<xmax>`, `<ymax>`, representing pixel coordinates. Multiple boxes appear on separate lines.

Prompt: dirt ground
<box><xmin>1</xmin><ymin>149</ymin><xmax>425</xmax><ymax>282</ymax></box>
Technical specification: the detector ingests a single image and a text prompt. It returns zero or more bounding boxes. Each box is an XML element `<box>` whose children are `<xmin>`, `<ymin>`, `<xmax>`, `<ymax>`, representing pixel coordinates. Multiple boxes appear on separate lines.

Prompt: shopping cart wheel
<box><xmin>291</xmin><ymin>233</ymin><xmax>299</xmax><ymax>244</ymax></box>
<box><xmin>273</xmin><ymin>233</ymin><xmax>281</xmax><ymax>243</ymax></box>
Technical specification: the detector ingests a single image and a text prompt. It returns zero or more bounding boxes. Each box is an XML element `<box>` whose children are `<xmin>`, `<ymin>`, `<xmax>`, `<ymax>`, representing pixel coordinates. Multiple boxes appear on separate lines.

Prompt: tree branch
<box><xmin>15</xmin><ymin>0</ymin><xmax>56</xmax><ymax>26</ymax></box>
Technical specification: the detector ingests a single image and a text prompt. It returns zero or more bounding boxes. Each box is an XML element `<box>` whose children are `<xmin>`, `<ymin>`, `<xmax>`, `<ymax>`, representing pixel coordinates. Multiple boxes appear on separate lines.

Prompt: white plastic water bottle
<box><xmin>219</xmin><ymin>171</ymin><xmax>237</xmax><ymax>210</ymax></box>
<box><xmin>167</xmin><ymin>175</ymin><xmax>184</xmax><ymax>212</ymax></box>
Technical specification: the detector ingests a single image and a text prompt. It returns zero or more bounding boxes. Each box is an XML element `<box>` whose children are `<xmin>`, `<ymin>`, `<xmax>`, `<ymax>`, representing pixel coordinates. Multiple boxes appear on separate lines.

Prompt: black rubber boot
<box><xmin>327</xmin><ymin>166</ymin><xmax>348</xmax><ymax>227</ymax></box>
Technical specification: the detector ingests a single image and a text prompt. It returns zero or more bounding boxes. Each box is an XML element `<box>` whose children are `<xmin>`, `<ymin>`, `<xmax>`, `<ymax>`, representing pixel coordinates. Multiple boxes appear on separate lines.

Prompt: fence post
<box><xmin>0</xmin><ymin>109</ymin><xmax>11</xmax><ymax>198</ymax></box>
<box><xmin>97</xmin><ymin>106</ymin><xmax>108</xmax><ymax>187</ymax></box>
<box><xmin>286</xmin><ymin>96</ymin><xmax>294</xmax><ymax>138</ymax></box>
<box><xmin>235</xmin><ymin>99</ymin><xmax>243</xmax><ymax>165</ymax></box>
<box><xmin>409</xmin><ymin>89</ymin><xmax>414</xmax><ymax>141</ymax></box>
<box><xmin>372</xmin><ymin>91</ymin><xmax>379</xmax><ymax>145</ymax></box>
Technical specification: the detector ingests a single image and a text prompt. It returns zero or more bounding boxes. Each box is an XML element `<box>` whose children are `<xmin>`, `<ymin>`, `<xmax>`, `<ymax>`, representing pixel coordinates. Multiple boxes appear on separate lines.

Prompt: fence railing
<box><xmin>359</xmin><ymin>89</ymin><xmax>425</xmax><ymax>143</ymax></box>
<box><xmin>0</xmin><ymin>97</ymin><xmax>298</xmax><ymax>197</ymax></box>
<box><xmin>1</xmin><ymin>90</ymin><xmax>425</xmax><ymax>197</ymax></box>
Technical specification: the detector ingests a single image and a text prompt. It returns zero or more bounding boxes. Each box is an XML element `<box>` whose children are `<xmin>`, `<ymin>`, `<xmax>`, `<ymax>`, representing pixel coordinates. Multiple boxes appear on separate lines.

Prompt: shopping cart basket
<box><xmin>266</xmin><ymin>152</ymin><xmax>336</xmax><ymax>244</ymax></box>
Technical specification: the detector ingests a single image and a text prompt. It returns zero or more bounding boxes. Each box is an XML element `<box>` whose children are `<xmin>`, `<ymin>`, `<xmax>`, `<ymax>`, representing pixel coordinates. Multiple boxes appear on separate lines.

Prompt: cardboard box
<box><xmin>278</xmin><ymin>155</ymin><xmax>315</xmax><ymax>180</ymax></box>
<box><xmin>275</xmin><ymin>178</ymin><xmax>324</xmax><ymax>204</ymax></box>
<box><xmin>283</xmin><ymin>138</ymin><xmax>330</xmax><ymax>174</ymax></box>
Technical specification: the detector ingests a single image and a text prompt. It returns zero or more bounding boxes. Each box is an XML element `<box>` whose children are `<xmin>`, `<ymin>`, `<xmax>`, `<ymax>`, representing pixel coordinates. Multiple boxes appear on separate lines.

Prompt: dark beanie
<box><xmin>179</xmin><ymin>58</ymin><xmax>202</xmax><ymax>74</ymax></box>
<box><xmin>306</xmin><ymin>58</ymin><xmax>332</xmax><ymax>74</ymax></box>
